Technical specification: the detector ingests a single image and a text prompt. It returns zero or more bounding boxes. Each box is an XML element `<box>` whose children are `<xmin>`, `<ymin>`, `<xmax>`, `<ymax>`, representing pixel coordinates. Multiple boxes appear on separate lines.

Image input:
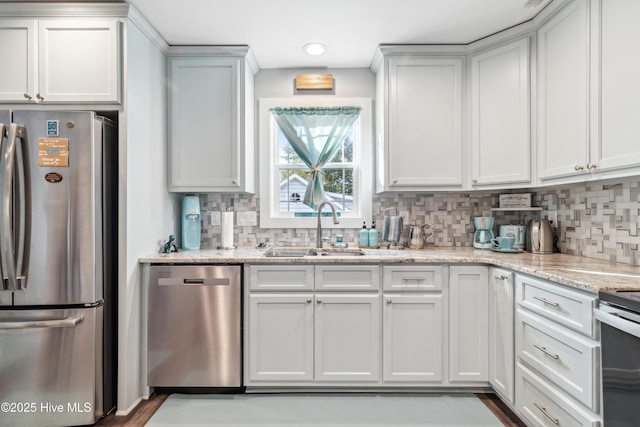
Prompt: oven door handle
<box><xmin>595</xmin><ymin>306</ymin><xmax>640</xmax><ymax>339</ymax></box>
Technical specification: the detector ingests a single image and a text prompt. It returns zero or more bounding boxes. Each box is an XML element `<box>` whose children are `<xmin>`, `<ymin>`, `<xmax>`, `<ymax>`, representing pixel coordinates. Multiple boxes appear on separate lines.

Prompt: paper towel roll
<box><xmin>221</xmin><ymin>211</ymin><xmax>234</xmax><ymax>249</ymax></box>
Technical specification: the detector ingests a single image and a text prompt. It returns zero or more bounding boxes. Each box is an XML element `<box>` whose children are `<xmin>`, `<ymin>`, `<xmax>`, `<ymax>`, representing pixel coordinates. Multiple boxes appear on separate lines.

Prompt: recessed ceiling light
<box><xmin>303</xmin><ymin>42</ymin><xmax>326</xmax><ymax>56</ymax></box>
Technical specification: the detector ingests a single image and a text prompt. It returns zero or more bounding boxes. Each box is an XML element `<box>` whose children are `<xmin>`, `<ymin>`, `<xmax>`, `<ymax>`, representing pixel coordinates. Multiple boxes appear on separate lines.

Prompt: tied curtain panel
<box><xmin>271</xmin><ymin>106</ymin><xmax>361</xmax><ymax>209</ymax></box>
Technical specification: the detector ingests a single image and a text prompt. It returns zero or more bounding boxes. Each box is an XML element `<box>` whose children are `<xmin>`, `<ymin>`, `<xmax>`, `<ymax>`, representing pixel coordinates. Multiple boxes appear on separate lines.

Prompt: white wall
<box><xmin>255</xmin><ymin>68</ymin><xmax>375</xmax><ymax>98</ymax></box>
<box><xmin>118</xmin><ymin>18</ymin><xmax>178</xmax><ymax>414</ymax></box>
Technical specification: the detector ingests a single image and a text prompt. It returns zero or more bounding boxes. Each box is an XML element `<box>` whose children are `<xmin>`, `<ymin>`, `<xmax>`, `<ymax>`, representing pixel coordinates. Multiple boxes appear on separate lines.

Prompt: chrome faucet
<box><xmin>316</xmin><ymin>201</ymin><xmax>339</xmax><ymax>248</ymax></box>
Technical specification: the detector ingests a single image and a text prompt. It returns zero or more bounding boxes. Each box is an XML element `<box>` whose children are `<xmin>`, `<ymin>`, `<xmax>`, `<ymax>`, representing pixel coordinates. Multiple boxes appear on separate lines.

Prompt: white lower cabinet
<box><xmin>514</xmin><ymin>273</ymin><xmax>601</xmax><ymax>425</ymax></box>
<box><xmin>489</xmin><ymin>268</ymin><xmax>515</xmax><ymax>404</ymax></box>
<box><xmin>247</xmin><ymin>293</ymin><xmax>314</xmax><ymax>382</ymax></box>
<box><xmin>449</xmin><ymin>266</ymin><xmax>489</xmax><ymax>383</ymax></box>
<box><xmin>382</xmin><ymin>293</ymin><xmax>444</xmax><ymax>383</ymax></box>
<box><xmin>245</xmin><ymin>264</ymin><xmax>380</xmax><ymax>386</ymax></box>
<box><xmin>517</xmin><ymin>363</ymin><xmax>600</xmax><ymax>427</ymax></box>
<box><xmin>315</xmin><ymin>293</ymin><xmax>380</xmax><ymax>382</ymax></box>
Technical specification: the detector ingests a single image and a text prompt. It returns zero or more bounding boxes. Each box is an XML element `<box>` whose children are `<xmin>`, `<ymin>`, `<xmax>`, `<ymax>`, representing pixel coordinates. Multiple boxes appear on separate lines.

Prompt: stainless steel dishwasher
<box><xmin>147</xmin><ymin>265</ymin><xmax>241</xmax><ymax>387</ymax></box>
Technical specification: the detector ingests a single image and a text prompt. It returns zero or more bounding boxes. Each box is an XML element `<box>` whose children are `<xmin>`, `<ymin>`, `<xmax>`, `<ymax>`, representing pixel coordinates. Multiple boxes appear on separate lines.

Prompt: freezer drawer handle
<box><xmin>158</xmin><ymin>278</ymin><xmax>230</xmax><ymax>286</ymax></box>
<box><xmin>0</xmin><ymin>315</ymin><xmax>83</xmax><ymax>329</ymax></box>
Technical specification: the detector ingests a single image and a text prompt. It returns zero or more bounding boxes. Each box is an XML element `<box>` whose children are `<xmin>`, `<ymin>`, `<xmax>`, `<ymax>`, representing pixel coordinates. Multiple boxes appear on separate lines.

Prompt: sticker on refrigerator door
<box><xmin>38</xmin><ymin>138</ymin><xmax>69</xmax><ymax>167</ymax></box>
<box><xmin>47</xmin><ymin>120</ymin><xmax>59</xmax><ymax>136</ymax></box>
<box><xmin>45</xmin><ymin>172</ymin><xmax>63</xmax><ymax>183</ymax></box>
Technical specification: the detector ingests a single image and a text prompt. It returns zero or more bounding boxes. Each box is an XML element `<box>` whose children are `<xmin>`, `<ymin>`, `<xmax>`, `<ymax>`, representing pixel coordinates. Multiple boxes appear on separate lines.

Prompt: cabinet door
<box><xmin>470</xmin><ymin>38</ymin><xmax>531</xmax><ymax>187</ymax></box>
<box><xmin>489</xmin><ymin>268</ymin><xmax>514</xmax><ymax>404</ymax></box>
<box><xmin>38</xmin><ymin>19</ymin><xmax>120</xmax><ymax>103</ymax></box>
<box><xmin>449</xmin><ymin>266</ymin><xmax>489</xmax><ymax>382</ymax></box>
<box><xmin>247</xmin><ymin>294</ymin><xmax>314</xmax><ymax>383</ymax></box>
<box><xmin>0</xmin><ymin>19</ymin><xmax>36</xmax><ymax>102</ymax></box>
<box><xmin>591</xmin><ymin>0</ymin><xmax>640</xmax><ymax>172</ymax></box>
<box><xmin>387</xmin><ymin>57</ymin><xmax>463</xmax><ymax>188</ymax></box>
<box><xmin>537</xmin><ymin>0</ymin><xmax>590</xmax><ymax>181</ymax></box>
<box><xmin>168</xmin><ymin>57</ymin><xmax>242</xmax><ymax>191</ymax></box>
<box><xmin>383</xmin><ymin>293</ymin><xmax>444</xmax><ymax>383</ymax></box>
<box><xmin>315</xmin><ymin>293</ymin><xmax>380</xmax><ymax>382</ymax></box>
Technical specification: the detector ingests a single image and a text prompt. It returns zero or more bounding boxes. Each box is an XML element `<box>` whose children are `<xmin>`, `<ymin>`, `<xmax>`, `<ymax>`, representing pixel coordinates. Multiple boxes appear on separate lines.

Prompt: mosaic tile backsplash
<box><xmin>196</xmin><ymin>178</ymin><xmax>640</xmax><ymax>266</ymax></box>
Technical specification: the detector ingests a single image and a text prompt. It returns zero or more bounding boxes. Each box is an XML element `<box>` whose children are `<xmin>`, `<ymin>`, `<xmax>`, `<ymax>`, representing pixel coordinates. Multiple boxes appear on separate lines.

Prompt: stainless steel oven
<box><xmin>594</xmin><ymin>290</ymin><xmax>640</xmax><ymax>427</ymax></box>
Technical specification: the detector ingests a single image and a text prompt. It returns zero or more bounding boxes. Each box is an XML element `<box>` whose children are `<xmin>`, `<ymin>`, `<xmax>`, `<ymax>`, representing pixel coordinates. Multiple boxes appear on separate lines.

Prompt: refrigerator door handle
<box><xmin>0</xmin><ymin>123</ymin><xmax>6</xmax><ymax>291</ymax></box>
<box><xmin>14</xmin><ymin>125</ymin><xmax>28</xmax><ymax>289</ymax></box>
<box><xmin>0</xmin><ymin>315</ymin><xmax>84</xmax><ymax>329</ymax></box>
<box><xmin>1</xmin><ymin>123</ymin><xmax>26</xmax><ymax>292</ymax></box>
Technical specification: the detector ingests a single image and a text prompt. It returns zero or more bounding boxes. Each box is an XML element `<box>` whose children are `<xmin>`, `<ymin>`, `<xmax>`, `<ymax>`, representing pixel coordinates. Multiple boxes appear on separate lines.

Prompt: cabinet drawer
<box><xmin>516</xmin><ymin>362</ymin><xmax>600</xmax><ymax>427</ymax></box>
<box><xmin>382</xmin><ymin>265</ymin><xmax>443</xmax><ymax>291</ymax></box>
<box><xmin>516</xmin><ymin>274</ymin><xmax>596</xmax><ymax>337</ymax></box>
<box><xmin>248</xmin><ymin>265</ymin><xmax>314</xmax><ymax>291</ymax></box>
<box><xmin>516</xmin><ymin>308</ymin><xmax>598</xmax><ymax>411</ymax></box>
<box><xmin>315</xmin><ymin>265</ymin><xmax>380</xmax><ymax>291</ymax></box>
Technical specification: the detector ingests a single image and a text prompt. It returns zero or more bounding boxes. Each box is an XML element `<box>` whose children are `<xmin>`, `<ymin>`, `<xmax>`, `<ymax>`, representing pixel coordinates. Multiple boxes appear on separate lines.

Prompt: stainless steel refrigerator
<box><xmin>0</xmin><ymin>110</ymin><xmax>117</xmax><ymax>427</ymax></box>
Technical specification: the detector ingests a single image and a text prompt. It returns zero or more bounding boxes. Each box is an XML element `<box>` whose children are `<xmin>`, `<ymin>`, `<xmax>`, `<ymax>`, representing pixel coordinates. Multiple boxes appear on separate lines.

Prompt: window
<box><xmin>259</xmin><ymin>98</ymin><xmax>373</xmax><ymax>229</ymax></box>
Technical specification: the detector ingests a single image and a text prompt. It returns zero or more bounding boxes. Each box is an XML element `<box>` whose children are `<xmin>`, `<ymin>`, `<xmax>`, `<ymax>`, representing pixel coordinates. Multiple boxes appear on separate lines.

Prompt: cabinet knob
<box><xmin>499</xmin><ymin>275</ymin><xmax>509</xmax><ymax>280</ymax></box>
<box><xmin>23</xmin><ymin>93</ymin><xmax>32</xmax><ymax>100</ymax></box>
<box><xmin>472</xmin><ymin>179</ymin><xmax>478</xmax><ymax>184</ymax></box>
<box><xmin>574</xmin><ymin>165</ymin><xmax>585</xmax><ymax>171</ymax></box>
<box><xmin>316</xmin><ymin>299</ymin><xmax>322</xmax><ymax>304</ymax></box>
<box><xmin>36</xmin><ymin>93</ymin><xmax>44</xmax><ymax>101</ymax></box>
<box><xmin>232</xmin><ymin>180</ymin><xmax>237</xmax><ymax>184</ymax></box>
<box><xmin>393</xmin><ymin>178</ymin><xmax>398</xmax><ymax>184</ymax></box>
<box><xmin>306</xmin><ymin>298</ymin><xmax>312</xmax><ymax>304</ymax></box>
<box><xmin>587</xmin><ymin>163</ymin><xmax>597</xmax><ymax>170</ymax></box>
<box><xmin>386</xmin><ymin>298</ymin><xmax>392</xmax><ymax>304</ymax></box>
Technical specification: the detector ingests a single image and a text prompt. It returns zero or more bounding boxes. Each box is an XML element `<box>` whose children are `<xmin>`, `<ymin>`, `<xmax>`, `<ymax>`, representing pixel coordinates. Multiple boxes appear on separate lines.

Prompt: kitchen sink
<box><xmin>312</xmin><ymin>248</ymin><xmax>366</xmax><ymax>256</ymax></box>
<box><xmin>263</xmin><ymin>247</ymin><xmax>311</xmax><ymax>257</ymax></box>
<box><xmin>263</xmin><ymin>247</ymin><xmax>366</xmax><ymax>257</ymax></box>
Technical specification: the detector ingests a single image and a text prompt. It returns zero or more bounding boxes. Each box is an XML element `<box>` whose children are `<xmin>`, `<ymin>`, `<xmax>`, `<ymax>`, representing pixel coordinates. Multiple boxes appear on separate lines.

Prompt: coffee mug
<box><xmin>491</xmin><ymin>236</ymin><xmax>516</xmax><ymax>250</ymax></box>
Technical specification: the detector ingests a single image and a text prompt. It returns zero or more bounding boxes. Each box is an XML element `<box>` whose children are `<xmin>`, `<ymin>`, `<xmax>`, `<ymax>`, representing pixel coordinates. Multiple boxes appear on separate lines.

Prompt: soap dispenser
<box><xmin>359</xmin><ymin>222</ymin><xmax>369</xmax><ymax>247</ymax></box>
<box><xmin>182</xmin><ymin>195</ymin><xmax>201</xmax><ymax>250</ymax></box>
<box><xmin>368</xmin><ymin>220</ymin><xmax>379</xmax><ymax>247</ymax></box>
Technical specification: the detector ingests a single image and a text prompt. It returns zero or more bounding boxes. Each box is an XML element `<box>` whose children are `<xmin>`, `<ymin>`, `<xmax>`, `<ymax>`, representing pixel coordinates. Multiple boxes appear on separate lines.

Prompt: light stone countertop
<box><xmin>139</xmin><ymin>246</ymin><xmax>640</xmax><ymax>294</ymax></box>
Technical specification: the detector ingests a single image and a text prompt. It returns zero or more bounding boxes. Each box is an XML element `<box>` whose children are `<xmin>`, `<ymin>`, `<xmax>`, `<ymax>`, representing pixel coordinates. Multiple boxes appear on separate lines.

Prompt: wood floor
<box><xmin>94</xmin><ymin>392</ymin><xmax>525</xmax><ymax>427</ymax></box>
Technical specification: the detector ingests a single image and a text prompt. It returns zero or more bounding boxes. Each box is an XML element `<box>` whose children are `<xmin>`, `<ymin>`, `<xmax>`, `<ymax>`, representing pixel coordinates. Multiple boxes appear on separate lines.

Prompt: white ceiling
<box><xmin>24</xmin><ymin>0</ymin><xmax>553</xmax><ymax>68</ymax></box>
<box><xmin>127</xmin><ymin>0</ymin><xmax>555</xmax><ymax>68</ymax></box>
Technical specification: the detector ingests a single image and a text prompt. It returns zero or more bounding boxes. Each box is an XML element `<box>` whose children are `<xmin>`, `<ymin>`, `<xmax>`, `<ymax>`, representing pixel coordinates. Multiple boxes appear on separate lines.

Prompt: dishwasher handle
<box><xmin>158</xmin><ymin>277</ymin><xmax>231</xmax><ymax>286</ymax></box>
<box><xmin>595</xmin><ymin>305</ymin><xmax>640</xmax><ymax>339</ymax></box>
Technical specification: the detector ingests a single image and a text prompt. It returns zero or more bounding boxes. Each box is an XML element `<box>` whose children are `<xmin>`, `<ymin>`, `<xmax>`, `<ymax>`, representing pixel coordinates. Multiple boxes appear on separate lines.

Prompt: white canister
<box><xmin>499</xmin><ymin>225</ymin><xmax>526</xmax><ymax>249</ymax></box>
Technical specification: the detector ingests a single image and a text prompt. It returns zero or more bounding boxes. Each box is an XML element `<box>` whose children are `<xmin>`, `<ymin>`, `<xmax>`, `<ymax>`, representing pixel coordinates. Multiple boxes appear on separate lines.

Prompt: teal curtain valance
<box><xmin>271</xmin><ymin>106</ymin><xmax>361</xmax><ymax>209</ymax></box>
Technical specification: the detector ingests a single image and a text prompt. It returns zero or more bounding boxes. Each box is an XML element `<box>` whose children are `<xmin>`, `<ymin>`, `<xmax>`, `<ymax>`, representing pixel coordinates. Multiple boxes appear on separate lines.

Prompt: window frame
<box><xmin>258</xmin><ymin>98</ymin><xmax>373</xmax><ymax>229</ymax></box>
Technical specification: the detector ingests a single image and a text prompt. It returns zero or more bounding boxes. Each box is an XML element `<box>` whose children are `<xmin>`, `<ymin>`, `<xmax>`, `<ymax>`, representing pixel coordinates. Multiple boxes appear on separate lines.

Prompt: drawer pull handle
<box><xmin>499</xmin><ymin>275</ymin><xmax>510</xmax><ymax>280</ymax></box>
<box><xmin>402</xmin><ymin>277</ymin><xmax>425</xmax><ymax>281</ymax></box>
<box><xmin>533</xmin><ymin>402</ymin><xmax>559</xmax><ymax>425</ymax></box>
<box><xmin>533</xmin><ymin>344</ymin><xmax>560</xmax><ymax>360</ymax></box>
<box><xmin>533</xmin><ymin>296</ymin><xmax>560</xmax><ymax>308</ymax></box>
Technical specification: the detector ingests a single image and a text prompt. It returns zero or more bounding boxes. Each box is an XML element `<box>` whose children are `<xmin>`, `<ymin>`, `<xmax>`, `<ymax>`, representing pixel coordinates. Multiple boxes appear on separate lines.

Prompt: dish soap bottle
<box><xmin>359</xmin><ymin>222</ymin><xmax>369</xmax><ymax>247</ymax></box>
<box><xmin>368</xmin><ymin>220</ymin><xmax>379</xmax><ymax>248</ymax></box>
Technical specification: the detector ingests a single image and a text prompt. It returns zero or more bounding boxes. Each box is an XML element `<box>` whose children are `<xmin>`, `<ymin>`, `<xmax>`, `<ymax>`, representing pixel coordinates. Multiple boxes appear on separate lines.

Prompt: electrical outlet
<box><xmin>211</xmin><ymin>211</ymin><xmax>221</xmax><ymax>226</ymax></box>
<box><xmin>237</xmin><ymin>211</ymin><xmax>257</xmax><ymax>226</ymax></box>
<box><xmin>547</xmin><ymin>210</ymin><xmax>558</xmax><ymax>228</ymax></box>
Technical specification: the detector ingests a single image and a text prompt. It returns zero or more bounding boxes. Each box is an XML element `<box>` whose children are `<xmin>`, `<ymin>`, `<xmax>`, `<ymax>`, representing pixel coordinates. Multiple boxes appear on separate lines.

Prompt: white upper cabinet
<box><xmin>470</xmin><ymin>38</ymin><xmax>531</xmax><ymax>188</ymax></box>
<box><xmin>0</xmin><ymin>19</ymin><xmax>36</xmax><ymax>102</ymax></box>
<box><xmin>590</xmin><ymin>0</ymin><xmax>640</xmax><ymax>173</ymax></box>
<box><xmin>537</xmin><ymin>0</ymin><xmax>590</xmax><ymax>181</ymax></box>
<box><xmin>167</xmin><ymin>49</ymin><xmax>256</xmax><ymax>193</ymax></box>
<box><xmin>39</xmin><ymin>19</ymin><xmax>120</xmax><ymax>103</ymax></box>
<box><xmin>375</xmin><ymin>53</ymin><xmax>464</xmax><ymax>192</ymax></box>
<box><xmin>0</xmin><ymin>18</ymin><xmax>120</xmax><ymax>104</ymax></box>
